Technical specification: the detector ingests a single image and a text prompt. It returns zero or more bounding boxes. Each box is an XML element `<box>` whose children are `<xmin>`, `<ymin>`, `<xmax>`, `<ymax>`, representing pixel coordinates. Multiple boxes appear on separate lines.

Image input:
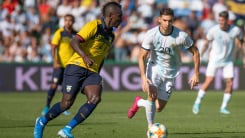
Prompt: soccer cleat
<box><xmin>220</xmin><ymin>108</ymin><xmax>230</xmax><ymax>114</ymax></box>
<box><xmin>63</xmin><ymin>110</ymin><xmax>71</xmax><ymax>116</ymax></box>
<box><xmin>41</xmin><ymin>106</ymin><xmax>49</xmax><ymax>116</ymax></box>
<box><xmin>128</xmin><ymin>96</ymin><xmax>142</xmax><ymax>119</ymax></box>
<box><xmin>57</xmin><ymin>127</ymin><xmax>74</xmax><ymax>138</ymax></box>
<box><xmin>192</xmin><ymin>103</ymin><xmax>200</xmax><ymax>114</ymax></box>
<box><xmin>34</xmin><ymin>117</ymin><xmax>45</xmax><ymax>138</ymax></box>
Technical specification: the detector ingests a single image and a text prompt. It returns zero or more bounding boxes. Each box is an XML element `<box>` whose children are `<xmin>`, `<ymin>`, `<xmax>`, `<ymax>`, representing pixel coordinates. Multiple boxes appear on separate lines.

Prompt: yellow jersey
<box><xmin>68</xmin><ymin>19</ymin><xmax>115</xmax><ymax>73</ymax></box>
<box><xmin>51</xmin><ymin>28</ymin><xmax>76</xmax><ymax>67</ymax></box>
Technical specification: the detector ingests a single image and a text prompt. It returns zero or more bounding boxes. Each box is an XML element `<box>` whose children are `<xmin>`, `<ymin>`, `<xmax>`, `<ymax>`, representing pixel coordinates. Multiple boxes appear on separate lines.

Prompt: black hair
<box><xmin>64</xmin><ymin>14</ymin><xmax>75</xmax><ymax>23</ymax></box>
<box><xmin>219</xmin><ymin>11</ymin><xmax>229</xmax><ymax>19</ymax></box>
<box><xmin>102</xmin><ymin>1</ymin><xmax>122</xmax><ymax>17</ymax></box>
<box><xmin>159</xmin><ymin>7</ymin><xmax>174</xmax><ymax>17</ymax></box>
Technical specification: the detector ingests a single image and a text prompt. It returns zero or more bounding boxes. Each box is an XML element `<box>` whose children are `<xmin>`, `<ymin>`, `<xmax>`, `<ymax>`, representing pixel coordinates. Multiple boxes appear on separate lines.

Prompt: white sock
<box><xmin>194</xmin><ymin>89</ymin><xmax>206</xmax><ymax>104</ymax></box>
<box><xmin>145</xmin><ymin>100</ymin><xmax>155</xmax><ymax>128</ymax></box>
<box><xmin>137</xmin><ymin>99</ymin><xmax>147</xmax><ymax>107</ymax></box>
<box><xmin>221</xmin><ymin>93</ymin><xmax>231</xmax><ymax>109</ymax></box>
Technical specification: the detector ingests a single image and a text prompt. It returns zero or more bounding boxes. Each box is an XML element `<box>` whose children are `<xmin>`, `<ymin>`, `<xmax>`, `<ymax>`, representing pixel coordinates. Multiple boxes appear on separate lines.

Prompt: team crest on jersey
<box><xmin>66</xmin><ymin>85</ymin><xmax>72</xmax><ymax>92</ymax></box>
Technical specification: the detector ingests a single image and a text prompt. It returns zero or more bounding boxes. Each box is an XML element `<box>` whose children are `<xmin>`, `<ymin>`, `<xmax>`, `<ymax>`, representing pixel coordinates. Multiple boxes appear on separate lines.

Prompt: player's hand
<box><xmin>148</xmin><ymin>85</ymin><xmax>157</xmax><ymax>99</ymax></box>
<box><xmin>189</xmin><ymin>74</ymin><xmax>199</xmax><ymax>90</ymax></box>
<box><xmin>142</xmin><ymin>79</ymin><xmax>157</xmax><ymax>99</ymax></box>
<box><xmin>53</xmin><ymin>61</ymin><xmax>61</xmax><ymax>68</ymax></box>
<box><xmin>142</xmin><ymin>78</ymin><xmax>151</xmax><ymax>92</ymax></box>
<box><xmin>82</xmin><ymin>55</ymin><xmax>95</xmax><ymax>67</ymax></box>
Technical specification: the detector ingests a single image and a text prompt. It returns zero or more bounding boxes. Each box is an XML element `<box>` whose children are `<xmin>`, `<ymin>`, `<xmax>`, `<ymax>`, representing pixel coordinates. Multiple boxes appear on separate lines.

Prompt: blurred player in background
<box><xmin>41</xmin><ymin>14</ymin><xmax>76</xmax><ymax>116</ymax></box>
<box><xmin>34</xmin><ymin>2</ymin><xmax>122</xmax><ymax>138</ymax></box>
<box><xmin>192</xmin><ymin>11</ymin><xmax>244</xmax><ymax>115</ymax></box>
<box><xmin>127</xmin><ymin>7</ymin><xmax>200</xmax><ymax>130</ymax></box>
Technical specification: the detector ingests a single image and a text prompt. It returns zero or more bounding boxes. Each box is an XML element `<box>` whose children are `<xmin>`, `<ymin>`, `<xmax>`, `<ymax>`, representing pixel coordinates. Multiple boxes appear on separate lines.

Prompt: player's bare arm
<box><xmin>50</xmin><ymin>45</ymin><xmax>60</xmax><ymax>68</ymax></box>
<box><xmin>70</xmin><ymin>36</ymin><xmax>95</xmax><ymax>67</ymax></box>
<box><xmin>138</xmin><ymin>48</ymin><xmax>157</xmax><ymax>99</ymax></box>
<box><xmin>188</xmin><ymin>46</ymin><xmax>200</xmax><ymax>89</ymax></box>
<box><xmin>200</xmin><ymin>38</ymin><xmax>210</xmax><ymax>57</ymax></box>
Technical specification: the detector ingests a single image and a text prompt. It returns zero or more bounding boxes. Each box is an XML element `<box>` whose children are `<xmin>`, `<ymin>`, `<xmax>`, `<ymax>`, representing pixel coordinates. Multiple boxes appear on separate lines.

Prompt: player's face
<box><xmin>218</xmin><ymin>16</ymin><xmax>228</xmax><ymax>30</ymax></box>
<box><xmin>158</xmin><ymin>15</ymin><xmax>173</xmax><ymax>32</ymax></box>
<box><xmin>64</xmin><ymin>16</ymin><xmax>74</xmax><ymax>29</ymax></box>
<box><xmin>110</xmin><ymin>11</ymin><xmax>122</xmax><ymax>28</ymax></box>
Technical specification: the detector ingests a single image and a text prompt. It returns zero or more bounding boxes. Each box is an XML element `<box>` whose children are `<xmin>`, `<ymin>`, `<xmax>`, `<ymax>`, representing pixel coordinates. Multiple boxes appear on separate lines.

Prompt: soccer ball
<box><xmin>147</xmin><ymin>123</ymin><xmax>168</xmax><ymax>138</ymax></box>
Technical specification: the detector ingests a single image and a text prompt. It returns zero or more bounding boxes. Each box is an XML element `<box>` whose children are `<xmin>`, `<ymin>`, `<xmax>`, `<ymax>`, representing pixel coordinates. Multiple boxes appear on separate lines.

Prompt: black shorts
<box><xmin>52</xmin><ymin>67</ymin><xmax>65</xmax><ymax>85</ymax></box>
<box><xmin>62</xmin><ymin>64</ymin><xmax>102</xmax><ymax>95</ymax></box>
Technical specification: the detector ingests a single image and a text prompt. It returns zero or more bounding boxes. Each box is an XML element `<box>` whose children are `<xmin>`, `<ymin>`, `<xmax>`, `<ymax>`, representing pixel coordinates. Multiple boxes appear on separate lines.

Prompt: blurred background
<box><xmin>0</xmin><ymin>0</ymin><xmax>244</xmax><ymax>92</ymax></box>
<box><xmin>0</xmin><ymin>0</ymin><xmax>244</xmax><ymax>64</ymax></box>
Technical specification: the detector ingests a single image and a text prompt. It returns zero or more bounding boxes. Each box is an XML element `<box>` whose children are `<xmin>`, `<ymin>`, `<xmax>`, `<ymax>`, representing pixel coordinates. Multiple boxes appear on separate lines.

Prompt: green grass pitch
<box><xmin>0</xmin><ymin>91</ymin><xmax>245</xmax><ymax>138</ymax></box>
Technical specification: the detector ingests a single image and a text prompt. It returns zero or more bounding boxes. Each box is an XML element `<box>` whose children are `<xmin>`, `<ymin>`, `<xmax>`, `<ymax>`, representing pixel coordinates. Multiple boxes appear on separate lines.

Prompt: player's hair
<box><xmin>160</xmin><ymin>7</ymin><xmax>174</xmax><ymax>17</ymax></box>
<box><xmin>102</xmin><ymin>1</ymin><xmax>122</xmax><ymax>17</ymax></box>
<box><xmin>219</xmin><ymin>11</ymin><xmax>229</xmax><ymax>19</ymax></box>
<box><xmin>64</xmin><ymin>14</ymin><xmax>75</xmax><ymax>23</ymax></box>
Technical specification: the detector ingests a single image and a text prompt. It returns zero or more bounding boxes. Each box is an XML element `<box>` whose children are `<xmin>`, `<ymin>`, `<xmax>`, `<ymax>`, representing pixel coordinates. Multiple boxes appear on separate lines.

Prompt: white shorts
<box><xmin>146</xmin><ymin>62</ymin><xmax>175</xmax><ymax>101</ymax></box>
<box><xmin>206</xmin><ymin>61</ymin><xmax>234</xmax><ymax>78</ymax></box>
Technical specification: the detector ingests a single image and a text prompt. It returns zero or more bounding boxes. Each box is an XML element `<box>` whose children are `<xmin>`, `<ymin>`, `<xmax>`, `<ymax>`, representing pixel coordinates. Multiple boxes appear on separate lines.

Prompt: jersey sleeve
<box><xmin>206</xmin><ymin>27</ymin><xmax>215</xmax><ymax>41</ymax></box>
<box><xmin>183</xmin><ymin>34</ymin><xmax>193</xmax><ymax>49</ymax></box>
<box><xmin>141</xmin><ymin>30</ymin><xmax>154</xmax><ymax>50</ymax></box>
<box><xmin>51</xmin><ymin>29</ymin><xmax>61</xmax><ymax>47</ymax></box>
<box><xmin>234</xmin><ymin>26</ymin><xmax>243</xmax><ymax>40</ymax></box>
<box><xmin>77</xmin><ymin>20</ymin><xmax>98</xmax><ymax>41</ymax></box>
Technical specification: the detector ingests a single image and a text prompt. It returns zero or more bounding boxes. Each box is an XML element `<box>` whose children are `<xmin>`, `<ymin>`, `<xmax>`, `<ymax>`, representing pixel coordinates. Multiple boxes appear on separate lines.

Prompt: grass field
<box><xmin>0</xmin><ymin>91</ymin><xmax>245</xmax><ymax>138</ymax></box>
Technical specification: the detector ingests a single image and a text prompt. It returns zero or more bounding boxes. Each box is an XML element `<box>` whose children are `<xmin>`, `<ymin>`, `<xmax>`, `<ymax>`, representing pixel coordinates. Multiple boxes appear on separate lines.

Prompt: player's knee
<box><xmin>156</xmin><ymin>107</ymin><xmax>164</xmax><ymax>112</ymax></box>
<box><xmin>51</xmin><ymin>83</ymin><xmax>58</xmax><ymax>89</ymax></box>
<box><xmin>61</xmin><ymin>97</ymin><xmax>74</xmax><ymax>110</ymax></box>
<box><xmin>226</xmin><ymin>80</ymin><xmax>233</xmax><ymax>87</ymax></box>
<box><xmin>88</xmin><ymin>95</ymin><xmax>101</xmax><ymax>104</ymax></box>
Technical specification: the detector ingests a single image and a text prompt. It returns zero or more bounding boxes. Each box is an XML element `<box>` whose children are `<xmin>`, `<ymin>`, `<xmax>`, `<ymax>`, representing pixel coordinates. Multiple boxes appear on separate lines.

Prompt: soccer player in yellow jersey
<box><xmin>41</xmin><ymin>14</ymin><xmax>76</xmax><ymax>116</ymax></box>
<box><xmin>34</xmin><ymin>2</ymin><xmax>122</xmax><ymax>138</ymax></box>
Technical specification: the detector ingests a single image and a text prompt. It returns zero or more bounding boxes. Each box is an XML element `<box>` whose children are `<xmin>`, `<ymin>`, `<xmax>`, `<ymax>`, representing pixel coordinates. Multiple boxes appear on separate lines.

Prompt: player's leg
<box><xmin>128</xmin><ymin>62</ymin><xmax>158</xmax><ymax>119</ymax></box>
<box><xmin>41</xmin><ymin>68</ymin><xmax>64</xmax><ymax>115</ymax></box>
<box><xmin>34</xmin><ymin>65</ymin><xmax>80</xmax><ymax>138</ymax></box>
<box><xmin>58</xmin><ymin>71</ymin><xmax>102</xmax><ymax>138</ymax></box>
<box><xmin>154</xmin><ymin>78</ymin><xmax>174</xmax><ymax>128</ymax></box>
<box><xmin>193</xmin><ymin>63</ymin><xmax>216</xmax><ymax>114</ymax></box>
<box><xmin>220</xmin><ymin>63</ymin><xmax>234</xmax><ymax>114</ymax></box>
<box><xmin>34</xmin><ymin>92</ymin><xmax>77</xmax><ymax>138</ymax></box>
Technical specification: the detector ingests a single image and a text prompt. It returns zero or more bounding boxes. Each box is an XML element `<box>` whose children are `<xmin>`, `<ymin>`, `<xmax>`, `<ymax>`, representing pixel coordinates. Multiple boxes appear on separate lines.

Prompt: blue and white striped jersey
<box><xmin>142</xmin><ymin>26</ymin><xmax>193</xmax><ymax>78</ymax></box>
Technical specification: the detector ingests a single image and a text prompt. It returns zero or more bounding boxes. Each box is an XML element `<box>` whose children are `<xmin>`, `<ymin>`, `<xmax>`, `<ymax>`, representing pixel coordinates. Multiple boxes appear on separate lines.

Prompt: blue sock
<box><xmin>67</xmin><ymin>102</ymin><xmax>97</xmax><ymax>129</ymax></box>
<box><xmin>45</xmin><ymin>102</ymin><xmax>64</xmax><ymax>121</ymax></box>
<box><xmin>40</xmin><ymin>116</ymin><xmax>47</xmax><ymax>125</ymax></box>
<box><xmin>46</xmin><ymin>88</ymin><xmax>56</xmax><ymax>107</ymax></box>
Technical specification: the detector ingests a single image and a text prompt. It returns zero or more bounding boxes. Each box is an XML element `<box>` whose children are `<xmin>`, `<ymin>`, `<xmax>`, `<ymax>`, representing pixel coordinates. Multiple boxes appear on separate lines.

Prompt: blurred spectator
<box><xmin>2</xmin><ymin>0</ymin><xmax>19</xmax><ymax>14</ymax></box>
<box><xmin>26</xmin><ymin>36</ymin><xmax>41</xmax><ymax>62</ymax></box>
<box><xmin>137</xmin><ymin>0</ymin><xmax>154</xmax><ymax>24</ymax></box>
<box><xmin>0</xmin><ymin>0</ymin><xmax>244</xmax><ymax>64</ymax></box>
<box><xmin>57</xmin><ymin>0</ymin><xmax>72</xmax><ymax>27</ymax></box>
<box><xmin>113</xmin><ymin>23</ymin><xmax>131</xmax><ymax>62</ymax></box>
<box><xmin>195</xmin><ymin>27</ymin><xmax>209</xmax><ymax>62</ymax></box>
<box><xmin>0</xmin><ymin>4</ymin><xmax>8</xmax><ymax>21</ymax></box>
<box><xmin>201</xmin><ymin>0</ymin><xmax>212</xmax><ymax>20</ymax></box>
<box><xmin>212</xmin><ymin>0</ymin><xmax>227</xmax><ymax>22</ymax></box>
<box><xmin>40</xmin><ymin>27</ymin><xmax>52</xmax><ymax>63</ymax></box>
<box><xmin>200</xmin><ymin>12</ymin><xmax>216</xmax><ymax>35</ymax></box>
<box><xmin>24</xmin><ymin>0</ymin><xmax>37</xmax><ymax>8</ymax></box>
<box><xmin>26</xmin><ymin>6</ymin><xmax>40</xmax><ymax>33</ymax></box>
<box><xmin>38</xmin><ymin>0</ymin><xmax>52</xmax><ymax>23</ymax></box>
<box><xmin>184</xmin><ymin>10</ymin><xmax>200</xmax><ymax>38</ymax></box>
<box><xmin>9</xmin><ymin>39</ymin><xmax>27</xmax><ymax>63</ymax></box>
<box><xmin>70</xmin><ymin>0</ymin><xmax>88</xmax><ymax>31</ymax></box>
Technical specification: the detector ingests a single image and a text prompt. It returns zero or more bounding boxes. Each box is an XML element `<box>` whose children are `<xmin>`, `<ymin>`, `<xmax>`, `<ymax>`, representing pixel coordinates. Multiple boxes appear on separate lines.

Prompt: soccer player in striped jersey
<box><xmin>127</xmin><ymin>7</ymin><xmax>200</xmax><ymax>130</ymax></box>
<box><xmin>41</xmin><ymin>14</ymin><xmax>76</xmax><ymax>116</ymax></box>
<box><xmin>192</xmin><ymin>11</ymin><xmax>244</xmax><ymax>115</ymax></box>
<box><xmin>34</xmin><ymin>2</ymin><xmax>122</xmax><ymax>138</ymax></box>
